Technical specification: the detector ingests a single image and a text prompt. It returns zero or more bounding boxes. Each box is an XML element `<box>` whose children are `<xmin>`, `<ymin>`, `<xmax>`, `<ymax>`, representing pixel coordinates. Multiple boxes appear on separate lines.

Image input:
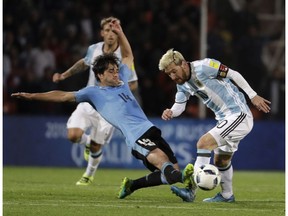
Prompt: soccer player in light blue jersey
<box><xmin>52</xmin><ymin>17</ymin><xmax>139</xmax><ymax>186</ymax></box>
<box><xmin>11</xmin><ymin>22</ymin><xmax>194</xmax><ymax>201</ymax></box>
<box><xmin>159</xmin><ymin>49</ymin><xmax>271</xmax><ymax>203</ymax></box>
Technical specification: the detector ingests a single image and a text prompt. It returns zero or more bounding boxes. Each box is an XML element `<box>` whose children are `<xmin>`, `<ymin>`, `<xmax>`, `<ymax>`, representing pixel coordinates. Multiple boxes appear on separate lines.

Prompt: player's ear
<box><xmin>181</xmin><ymin>60</ymin><xmax>186</xmax><ymax>67</ymax></box>
<box><xmin>181</xmin><ymin>60</ymin><xmax>186</xmax><ymax>68</ymax></box>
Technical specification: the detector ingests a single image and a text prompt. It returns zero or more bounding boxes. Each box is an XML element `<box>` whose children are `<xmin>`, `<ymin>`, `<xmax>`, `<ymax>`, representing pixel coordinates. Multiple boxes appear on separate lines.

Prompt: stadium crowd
<box><xmin>3</xmin><ymin>0</ymin><xmax>284</xmax><ymax>119</ymax></box>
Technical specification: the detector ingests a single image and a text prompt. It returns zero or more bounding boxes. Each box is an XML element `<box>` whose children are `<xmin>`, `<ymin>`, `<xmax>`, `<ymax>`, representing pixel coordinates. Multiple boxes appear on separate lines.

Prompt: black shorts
<box><xmin>131</xmin><ymin>126</ymin><xmax>178</xmax><ymax>172</ymax></box>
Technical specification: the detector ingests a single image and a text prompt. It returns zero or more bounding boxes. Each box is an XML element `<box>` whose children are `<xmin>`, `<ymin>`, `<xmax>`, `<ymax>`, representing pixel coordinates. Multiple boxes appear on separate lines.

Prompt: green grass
<box><xmin>3</xmin><ymin>167</ymin><xmax>285</xmax><ymax>216</ymax></box>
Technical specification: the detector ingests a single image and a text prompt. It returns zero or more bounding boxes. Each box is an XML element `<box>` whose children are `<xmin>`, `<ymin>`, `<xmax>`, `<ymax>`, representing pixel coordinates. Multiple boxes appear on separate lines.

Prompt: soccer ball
<box><xmin>193</xmin><ymin>164</ymin><xmax>221</xmax><ymax>191</ymax></box>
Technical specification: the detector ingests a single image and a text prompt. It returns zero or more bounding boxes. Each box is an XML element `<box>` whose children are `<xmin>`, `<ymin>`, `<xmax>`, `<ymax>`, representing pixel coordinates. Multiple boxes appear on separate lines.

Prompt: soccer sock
<box><xmin>194</xmin><ymin>149</ymin><xmax>211</xmax><ymax>172</ymax></box>
<box><xmin>218</xmin><ymin>162</ymin><xmax>233</xmax><ymax>198</ymax></box>
<box><xmin>160</xmin><ymin>162</ymin><xmax>182</xmax><ymax>184</ymax></box>
<box><xmin>130</xmin><ymin>171</ymin><xmax>163</xmax><ymax>192</ymax></box>
<box><xmin>78</xmin><ymin>133</ymin><xmax>91</xmax><ymax>146</ymax></box>
<box><xmin>84</xmin><ymin>150</ymin><xmax>103</xmax><ymax>177</ymax></box>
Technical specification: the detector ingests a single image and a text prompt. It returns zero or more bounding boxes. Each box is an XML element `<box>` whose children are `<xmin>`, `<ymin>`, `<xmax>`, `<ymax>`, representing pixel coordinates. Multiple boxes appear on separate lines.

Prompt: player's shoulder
<box><xmin>193</xmin><ymin>58</ymin><xmax>221</xmax><ymax>71</ymax></box>
<box><xmin>88</xmin><ymin>42</ymin><xmax>104</xmax><ymax>50</ymax></box>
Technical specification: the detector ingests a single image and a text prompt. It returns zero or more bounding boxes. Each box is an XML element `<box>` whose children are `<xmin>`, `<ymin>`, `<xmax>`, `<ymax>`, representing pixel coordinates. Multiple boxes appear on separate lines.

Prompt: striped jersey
<box><xmin>176</xmin><ymin>58</ymin><xmax>250</xmax><ymax>121</ymax></box>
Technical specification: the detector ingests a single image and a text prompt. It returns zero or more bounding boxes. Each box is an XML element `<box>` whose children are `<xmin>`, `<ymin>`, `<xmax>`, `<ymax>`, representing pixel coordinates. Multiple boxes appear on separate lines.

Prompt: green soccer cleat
<box><xmin>118</xmin><ymin>177</ymin><xmax>133</xmax><ymax>199</ymax></box>
<box><xmin>76</xmin><ymin>174</ymin><xmax>94</xmax><ymax>186</ymax></box>
<box><xmin>84</xmin><ymin>144</ymin><xmax>90</xmax><ymax>161</ymax></box>
<box><xmin>182</xmin><ymin>163</ymin><xmax>194</xmax><ymax>189</ymax></box>
<box><xmin>203</xmin><ymin>192</ymin><xmax>235</xmax><ymax>203</ymax></box>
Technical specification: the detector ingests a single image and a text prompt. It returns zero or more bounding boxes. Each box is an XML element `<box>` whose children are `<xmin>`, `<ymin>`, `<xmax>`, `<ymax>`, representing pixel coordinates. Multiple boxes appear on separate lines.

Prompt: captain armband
<box><xmin>217</xmin><ymin>64</ymin><xmax>229</xmax><ymax>78</ymax></box>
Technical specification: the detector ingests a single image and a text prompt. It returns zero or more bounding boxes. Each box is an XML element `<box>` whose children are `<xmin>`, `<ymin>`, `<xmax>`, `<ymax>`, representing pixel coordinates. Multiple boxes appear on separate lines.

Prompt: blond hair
<box><xmin>100</xmin><ymin>16</ymin><xmax>121</xmax><ymax>29</ymax></box>
<box><xmin>158</xmin><ymin>49</ymin><xmax>185</xmax><ymax>71</ymax></box>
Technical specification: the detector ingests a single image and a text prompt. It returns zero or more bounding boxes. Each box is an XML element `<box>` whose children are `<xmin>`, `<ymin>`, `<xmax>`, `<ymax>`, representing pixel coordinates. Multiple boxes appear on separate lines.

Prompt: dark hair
<box><xmin>92</xmin><ymin>53</ymin><xmax>120</xmax><ymax>81</ymax></box>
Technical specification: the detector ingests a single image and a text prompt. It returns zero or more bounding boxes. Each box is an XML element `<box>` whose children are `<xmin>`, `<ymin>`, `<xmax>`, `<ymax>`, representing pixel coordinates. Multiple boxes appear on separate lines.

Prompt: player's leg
<box><xmin>76</xmin><ymin>141</ymin><xmax>102</xmax><ymax>186</ymax></box>
<box><xmin>118</xmin><ymin>127</ymin><xmax>193</xmax><ymax>200</ymax></box>
<box><xmin>77</xmin><ymin>112</ymin><xmax>114</xmax><ymax>186</ymax></box>
<box><xmin>171</xmin><ymin>132</ymin><xmax>217</xmax><ymax>202</ymax></box>
<box><xmin>139</xmin><ymin>127</ymin><xmax>192</xmax><ymax>186</ymax></box>
<box><xmin>66</xmin><ymin>104</ymin><xmax>94</xmax><ymax>185</ymax></box>
<box><xmin>194</xmin><ymin>132</ymin><xmax>218</xmax><ymax>171</ymax></box>
<box><xmin>66</xmin><ymin>103</ymin><xmax>91</xmax><ymax>147</ymax></box>
<box><xmin>202</xmin><ymin>152</ymin><xmax>235</xmax><ymax>202</ymax></box>
<box><xmin>203</xmin><ymin>112</ymin><xmax>253</xmax><ymax>202</ymax></box>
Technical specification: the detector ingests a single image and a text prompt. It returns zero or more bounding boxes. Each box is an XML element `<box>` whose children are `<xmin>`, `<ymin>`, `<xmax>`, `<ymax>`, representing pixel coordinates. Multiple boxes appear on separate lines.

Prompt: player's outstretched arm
<box><xmin>52</xmin><ymin>59</ymin><xmax>89</xmax><ymax>83</ymax></box>
<box><xmin>110</xmin><ymin>19</ymin><xmax>133</xmax><ymax>69</ymax></box>
<box><xmin>227</xmin><ymin>69</ymin><xmax>271</xmax><ymax>113</ymax></box>
<box><xmin>11</xmin><ymin>91</ymin><xmax>76</xmax><ymax>103</ymax></box>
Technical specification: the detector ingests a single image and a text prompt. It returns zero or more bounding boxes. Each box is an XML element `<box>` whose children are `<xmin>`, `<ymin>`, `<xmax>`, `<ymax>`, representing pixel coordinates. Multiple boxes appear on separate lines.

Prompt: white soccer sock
<box><xmin>78</xmin><ymin>133</ymin><xmax>91</xmax><ymax>146</ymax></box>
<box><xmin>194</xmin><ymin>149</ymin><xmax>211</xmax><ymax>172</ymax></box>
<box><xmin>84</xmin><ymin>150</ymin><xmax>103</xmax><ymax>177</ymax></box>
<box><xmin>218</xmin><ymin>163</ymin><xmax>233</xmax><ymax>198</ymax></box>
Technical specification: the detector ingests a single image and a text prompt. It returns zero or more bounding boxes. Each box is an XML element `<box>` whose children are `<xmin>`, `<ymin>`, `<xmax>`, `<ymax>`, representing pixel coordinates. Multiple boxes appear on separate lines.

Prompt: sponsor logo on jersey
<box><xmin>209</xmin><ymin>60</ymin><xmax>220</xmax><ymax>69</ymax></box>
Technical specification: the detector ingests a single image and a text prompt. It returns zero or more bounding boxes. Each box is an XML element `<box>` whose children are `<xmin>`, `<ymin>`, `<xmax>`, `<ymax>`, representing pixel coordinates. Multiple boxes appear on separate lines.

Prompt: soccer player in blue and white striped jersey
<box><xmin>159</xmin><ymin>49</ymin><xmax>271</xmax><ymax>203</ymax></box>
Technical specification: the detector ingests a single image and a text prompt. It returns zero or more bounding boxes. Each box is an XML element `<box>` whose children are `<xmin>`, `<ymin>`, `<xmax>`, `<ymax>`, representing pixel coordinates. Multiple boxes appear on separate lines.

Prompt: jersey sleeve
<box><xmin>119</xmin><ymin>64</ymin><xmax>134</xmax><ymax>84</ymax></box>
<box><xmin>127</xmin><ymin>62</ymin><xmax>138</xmax><ymax>82</ymax></box>
<box><xmin>74</xmin><ymin>87</ymin><xmax>93</xmax><ymax>103</ymax></box>
<box><xmin>83</xmin><ymin>44</ymin><xmax>96</xmax><ymax>66</ymax></box>
<box><xmin>202</xmin><ymin>58</ymin><xmax>229</xmax><ymax>79</ymax></box>
<box><xmin>175</xmin><ymin>85</ymin><xmax>190</xmax><ymax>103</ymax></box>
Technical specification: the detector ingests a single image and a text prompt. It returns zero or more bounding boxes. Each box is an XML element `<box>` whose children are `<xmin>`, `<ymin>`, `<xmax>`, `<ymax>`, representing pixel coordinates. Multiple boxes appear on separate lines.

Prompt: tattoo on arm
<box><xmin>68</xmin><ymin>59</ymin><xmax>89</xmax><ymax>76</ymax></box>
<box><xmin>69</xmin><ymin>62</ymin><xmax>88</xmax><ymax>75</ymax></box>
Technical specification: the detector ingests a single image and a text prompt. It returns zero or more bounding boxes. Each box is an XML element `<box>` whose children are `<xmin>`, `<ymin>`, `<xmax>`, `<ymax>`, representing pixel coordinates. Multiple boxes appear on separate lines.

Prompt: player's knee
<box><xmin>197</xmin><ymin>133</ymin><xmax>217</xmax><ymax>150</ymax></box>
<box><xmin>67</xmin><ymin>129</ymin><xmax>82</xmax><ymax>143</ymax></box>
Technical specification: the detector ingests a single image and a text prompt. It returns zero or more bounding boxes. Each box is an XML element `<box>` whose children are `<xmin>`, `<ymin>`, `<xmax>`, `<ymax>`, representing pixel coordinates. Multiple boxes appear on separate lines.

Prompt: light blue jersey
<box><xmin>84</xmin><ymin>42</ymin><xmax>138</xmax><ymax>86</ymax></box>
<box><xmin>74</xmin><ymin>64</ymin><xmax>153</xmax><ymax>150</ymax></box>
<box><xmin>176</xmin><ymin>58</ymin><xmax>250</xmax><ymax>121</ymax></box>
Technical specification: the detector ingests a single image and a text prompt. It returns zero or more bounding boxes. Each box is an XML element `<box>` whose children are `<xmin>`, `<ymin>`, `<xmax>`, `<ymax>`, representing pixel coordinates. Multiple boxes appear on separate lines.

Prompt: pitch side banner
<box><xmin>3</xmin><ymin>115</ymin><xmax>285</xmax><ymax>170</ymax></box>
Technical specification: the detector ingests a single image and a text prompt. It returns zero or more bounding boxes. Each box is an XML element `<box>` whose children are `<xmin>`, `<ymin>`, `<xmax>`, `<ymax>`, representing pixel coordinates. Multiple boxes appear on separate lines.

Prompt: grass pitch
<box><xmin>3</xmin><ymin>167</ymin><xmax>285</xmax><ymax>216</ymax></box>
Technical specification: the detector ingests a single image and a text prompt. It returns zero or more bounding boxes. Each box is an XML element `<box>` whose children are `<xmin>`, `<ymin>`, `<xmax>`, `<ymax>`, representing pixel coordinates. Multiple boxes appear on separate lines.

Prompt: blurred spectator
<box><xmin>27</xmin><ymin>38</ymin><xmax>56</xmax><ymax>81</ymax></box>
<box><xmin>3</xmin><ymin>0</ymin><xmax>284</xmax><ymax>120</ymax></box>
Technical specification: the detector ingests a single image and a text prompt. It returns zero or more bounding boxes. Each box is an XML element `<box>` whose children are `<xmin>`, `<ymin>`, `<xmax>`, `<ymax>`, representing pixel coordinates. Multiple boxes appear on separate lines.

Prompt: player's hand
<box><xmin>110</xmin><ymin>19</ymin><xmax>122</xmax><ymax>34</ymax></box>
<box><xmin>251</xmin><ymin>95</ymin><xmax>271</xmax><ymax>113</ymax></box>
<box><xmin>52</xmin><ymin>73</ymin><xmax>65</xmax><ymax>83</ymax></box>
<box><xmin>11</xmin><ymin>92</ymin><xmax>32</xmax><ymax>100</ymax></box>
<box><xmin>162</xmin><ymin>109</ymin><xmax>173</xmax><ymax>120</ymax></box>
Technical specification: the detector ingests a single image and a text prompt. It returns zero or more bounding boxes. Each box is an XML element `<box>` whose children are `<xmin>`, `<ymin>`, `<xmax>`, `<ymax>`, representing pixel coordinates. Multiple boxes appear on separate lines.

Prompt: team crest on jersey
<box><xmin>218</xmin><ymin>64</ymin><xmax>229</xmax><ymax>78</ymax></box>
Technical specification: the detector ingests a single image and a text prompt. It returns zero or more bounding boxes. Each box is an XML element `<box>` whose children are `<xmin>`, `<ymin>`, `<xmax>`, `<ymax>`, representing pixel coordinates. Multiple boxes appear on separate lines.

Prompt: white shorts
<box><xmin>209</xmin><ymin>112</ymin><xmax>253</xmax><ymax>155</ymax></box>
<box><xmin>67</xmin><ymin>102</ymin><xmax>114</xmax><ymax>145</ymax></box>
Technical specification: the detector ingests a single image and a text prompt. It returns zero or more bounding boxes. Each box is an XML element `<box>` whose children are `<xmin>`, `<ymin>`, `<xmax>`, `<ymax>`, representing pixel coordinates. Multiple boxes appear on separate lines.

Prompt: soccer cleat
<box><xmin>76</xmin><ymin>175</ymin><xmax>94</xmax><ymax>186</ymax></box>
<box><xmin>84</xmin><ymin>145</ymin><xmax>90</xmax><ymax>161</ymax></box>
<box><xmin>182</xmin><ymin>163</ymin><xmax>194</xmax><ymax>189</ymax></box>
<box><xmin>171</xmin><ymin>186</ymin><xmax>196</xmax><ymax>202</ymax></box>
<box><xmin>203</xmin><ymin>192</ymin><xmax>235</xmax><ymax>203</ymax></box>
<box><xmin>118</xmin><ymin>177</ymin><xmax>133</xmax><ymax>199</ymax></box>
